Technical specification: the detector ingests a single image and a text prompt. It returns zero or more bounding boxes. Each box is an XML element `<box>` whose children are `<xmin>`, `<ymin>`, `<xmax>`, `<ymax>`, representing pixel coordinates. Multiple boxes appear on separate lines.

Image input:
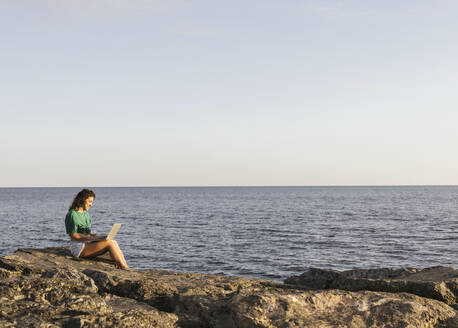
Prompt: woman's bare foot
<box><xmin>115</xmin><ymin>263</ymin><xmax>132</xmax><ymax>270</ymax></box>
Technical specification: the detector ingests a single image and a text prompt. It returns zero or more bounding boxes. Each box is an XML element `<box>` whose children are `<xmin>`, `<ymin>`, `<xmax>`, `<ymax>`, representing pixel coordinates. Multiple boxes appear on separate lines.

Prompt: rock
<box><xmin>0</xmin><ymin>247</ymin><xmax>457</xmax><ymax>327</ymax></box>
<box><xmin>285</xmin><ymin>266</ymin><xmax>458</xmax><ymax>308</ymax></box>
<box><xmin>0</xmin><ymin>248</ymin><xmax>178</xmax><ymax>327</ymax></box>
<box><xmin>231</xmin><ymin>288</ymin><xmax>457</xmax><ymax>328</ymax></box>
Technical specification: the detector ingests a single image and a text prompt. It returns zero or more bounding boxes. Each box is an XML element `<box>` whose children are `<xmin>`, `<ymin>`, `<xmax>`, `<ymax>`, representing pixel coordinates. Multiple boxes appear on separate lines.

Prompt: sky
<box><xmin>1</xmin><ymin>0</ymin><xmax>458</xmax><ymax>187</ymax></box>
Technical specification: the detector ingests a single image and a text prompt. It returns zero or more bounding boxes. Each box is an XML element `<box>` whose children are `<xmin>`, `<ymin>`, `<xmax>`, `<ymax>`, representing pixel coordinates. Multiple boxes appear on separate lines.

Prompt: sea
<box><xmin>0</xmin><ymin>186</ymin><xmax>457</xmax><ymax>282</ymax></box>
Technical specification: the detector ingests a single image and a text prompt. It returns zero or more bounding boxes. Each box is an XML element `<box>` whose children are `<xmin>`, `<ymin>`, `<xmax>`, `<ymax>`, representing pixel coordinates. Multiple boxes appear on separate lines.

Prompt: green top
<box><xmin>65</xmin><ymin>210</ymin><xmax>92</xmax><ymax>235</ymax></box>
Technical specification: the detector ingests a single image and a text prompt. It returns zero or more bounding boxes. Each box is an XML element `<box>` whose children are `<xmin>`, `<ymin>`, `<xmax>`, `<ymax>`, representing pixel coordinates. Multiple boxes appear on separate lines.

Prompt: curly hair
<box><xmin>69</xmin><ymin>189</ymin><xmax>96</xmax><ymax>211</ymax></box>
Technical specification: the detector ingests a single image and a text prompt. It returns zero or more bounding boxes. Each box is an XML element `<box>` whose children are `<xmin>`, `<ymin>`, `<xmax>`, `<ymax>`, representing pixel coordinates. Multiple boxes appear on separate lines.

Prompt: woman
<box><xmin>65</xmin><ymin>189</ymin><xmax>129</xmax><ymax>269</ymax></box>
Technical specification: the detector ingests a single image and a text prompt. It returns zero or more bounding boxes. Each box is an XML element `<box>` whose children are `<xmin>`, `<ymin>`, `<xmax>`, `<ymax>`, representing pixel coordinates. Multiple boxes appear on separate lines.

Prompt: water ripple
<box><xmin>1</xmin><ymin>186</ymin><xmax>458</xmax><ymax>281</ymax></box>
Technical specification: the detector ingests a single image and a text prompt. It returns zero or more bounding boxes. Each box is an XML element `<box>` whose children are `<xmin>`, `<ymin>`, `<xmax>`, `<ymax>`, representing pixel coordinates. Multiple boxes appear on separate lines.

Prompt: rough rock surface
<box><xmin>285</xmin><ymin>267</ymin><xmax>458</xmax><ymax>309</ymax></box>
<box><xmin>0</xmin><ymin>248</ymin><xmax>457</xmax><ymax>327</ymax></box>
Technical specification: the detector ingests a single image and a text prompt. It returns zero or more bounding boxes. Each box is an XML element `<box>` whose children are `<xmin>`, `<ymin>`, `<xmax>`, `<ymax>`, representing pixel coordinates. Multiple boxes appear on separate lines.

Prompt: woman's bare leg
<box><xmin>80</xmin><ymin>240</ymin><xmax>129</xmax><ymax>269</ymax></box>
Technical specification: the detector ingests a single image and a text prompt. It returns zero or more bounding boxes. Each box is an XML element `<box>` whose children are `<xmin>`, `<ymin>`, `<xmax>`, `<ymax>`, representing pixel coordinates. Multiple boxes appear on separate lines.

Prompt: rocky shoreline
<box><xmin>1</xmin><ymin>248</ymin><xmax>458</xmax><ymax>327</ymax></box>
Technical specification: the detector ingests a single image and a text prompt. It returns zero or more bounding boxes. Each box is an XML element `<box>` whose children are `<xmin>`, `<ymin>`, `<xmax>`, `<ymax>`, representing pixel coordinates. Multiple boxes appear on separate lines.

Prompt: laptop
<box><xmin>86</xmin><ymin>223</ymin><xmax>122</xmax><ymax>243</ymax></box>
<box><xmin>106</xmin><ymin>223</ymin><xmax>122</xmax><ymax>240</ymax></box>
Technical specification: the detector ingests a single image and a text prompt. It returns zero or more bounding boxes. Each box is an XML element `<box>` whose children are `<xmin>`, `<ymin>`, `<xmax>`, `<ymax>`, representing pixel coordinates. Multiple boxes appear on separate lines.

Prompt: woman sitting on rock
<box><xmin>64</xmin><ymin>188</ymin><xmax>130</xmax><ymax>269</ymax></box>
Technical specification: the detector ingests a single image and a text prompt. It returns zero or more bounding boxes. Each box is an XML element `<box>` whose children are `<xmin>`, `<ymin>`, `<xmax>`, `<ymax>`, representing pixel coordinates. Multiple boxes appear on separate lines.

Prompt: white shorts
<box><xmin>70</xmin><ymin>240</ymin><xmax>86</xmax><ymax>258</ymax></box>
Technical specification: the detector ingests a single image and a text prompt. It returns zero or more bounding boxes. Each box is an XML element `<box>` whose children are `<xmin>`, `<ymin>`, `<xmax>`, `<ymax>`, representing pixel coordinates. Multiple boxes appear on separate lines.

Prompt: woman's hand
<box><xmin>89</xmin><ymin>232</ymin><xmax>106</xmax><ymax>241</ymax></box>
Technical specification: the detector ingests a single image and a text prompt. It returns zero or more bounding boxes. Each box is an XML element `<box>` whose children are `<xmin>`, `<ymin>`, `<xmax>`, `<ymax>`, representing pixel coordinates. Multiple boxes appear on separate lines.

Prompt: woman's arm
<box><xmin>70</xmin><ymin>233</ymin><xmax>106</xmax><ymax>242</ymax></box>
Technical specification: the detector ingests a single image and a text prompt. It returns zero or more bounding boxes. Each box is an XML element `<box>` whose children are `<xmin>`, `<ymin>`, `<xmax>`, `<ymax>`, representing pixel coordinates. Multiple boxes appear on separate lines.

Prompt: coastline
<box><xmin>1</xmin><ymin>247</ymin><xmax>458</xmax><ymax>327</ymax></box>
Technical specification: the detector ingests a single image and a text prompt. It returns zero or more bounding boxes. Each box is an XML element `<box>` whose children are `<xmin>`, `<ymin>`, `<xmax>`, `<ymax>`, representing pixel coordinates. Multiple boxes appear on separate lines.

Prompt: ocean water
<box><xmin>0</xmin><ymin>186</ymin><xmax>457</xmax><ymax>281</ymax></box>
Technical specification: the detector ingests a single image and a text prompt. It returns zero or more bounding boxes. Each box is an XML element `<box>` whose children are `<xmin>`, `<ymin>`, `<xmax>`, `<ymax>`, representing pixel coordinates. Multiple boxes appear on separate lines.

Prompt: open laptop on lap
<box><xmin>87</xmin><ymin>223</ymin><xmax>122</xmax><ymax>242</ymax></box>
<box><xmin>106</xmin><ymin>223</ymin><xmax>122</xmax><ymax>240</ymax></box>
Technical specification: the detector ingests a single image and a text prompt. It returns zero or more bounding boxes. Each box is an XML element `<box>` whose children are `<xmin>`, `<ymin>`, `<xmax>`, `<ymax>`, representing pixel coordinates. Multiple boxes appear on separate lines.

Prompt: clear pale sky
<box><xmin>1</xmin><ymin>1</ymin><xmax>458</xmax><ymax>187</ymax></box>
